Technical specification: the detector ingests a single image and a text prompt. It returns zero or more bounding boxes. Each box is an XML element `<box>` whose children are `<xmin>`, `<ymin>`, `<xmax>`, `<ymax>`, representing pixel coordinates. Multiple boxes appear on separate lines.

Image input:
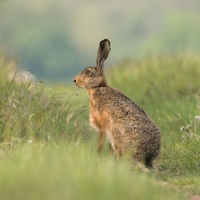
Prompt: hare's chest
<box><xmin>89</xmin><ymin>98</ymin><xmax>102</xmax><ymax>131</ymax></box>
<box><xmin>89</xmin><ymin>109</ymin><xmax>101</xmax><ymax>131</ymax></box>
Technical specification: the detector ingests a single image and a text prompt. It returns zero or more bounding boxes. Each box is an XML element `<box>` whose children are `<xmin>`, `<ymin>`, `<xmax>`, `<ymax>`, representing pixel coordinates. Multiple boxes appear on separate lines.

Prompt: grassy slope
<box><xmin>0</xmin><ymin>53</ymin><xmax>200</xmax><ymax>199</ymax></box>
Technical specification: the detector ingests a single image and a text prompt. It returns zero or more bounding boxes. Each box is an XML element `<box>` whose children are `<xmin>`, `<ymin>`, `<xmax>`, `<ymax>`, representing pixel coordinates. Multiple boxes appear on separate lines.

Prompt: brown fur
<box><xmin>74</xmin><ymin>39</ymin><xmax>160</xmax><ymax>168</ymax></box>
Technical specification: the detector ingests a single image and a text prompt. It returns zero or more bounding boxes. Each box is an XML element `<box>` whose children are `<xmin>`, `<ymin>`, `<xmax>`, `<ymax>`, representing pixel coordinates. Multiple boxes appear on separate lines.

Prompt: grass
<box><xmin>0</xmin><ymin>142</ymin><xmax>185</xmax><ymax>200</ymax></box>
<box><xmin>0</xmin><ymin>53</ymin><xmax>200</xmax><ymax>199</ymax></box>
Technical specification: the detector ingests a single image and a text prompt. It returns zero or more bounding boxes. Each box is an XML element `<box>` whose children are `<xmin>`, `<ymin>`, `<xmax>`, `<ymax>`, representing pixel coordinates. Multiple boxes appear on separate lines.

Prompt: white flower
<box><xmin>195</xmin><ymin>115</ymin><xmax>200</xmax><ymax>120</ymax></box>
<box><xmin>180</xmin><ymin>126</ymin><xmax>185</xmax><ymax>131</ymax></box>
<box><xmin>28</xmin><ymin>139</ymin><xmax>33</xmax><ymax>144</ymax></box>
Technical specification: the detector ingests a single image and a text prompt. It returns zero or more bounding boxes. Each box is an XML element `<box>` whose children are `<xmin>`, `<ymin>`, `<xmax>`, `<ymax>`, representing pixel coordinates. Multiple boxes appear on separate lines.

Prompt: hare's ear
<box><xmin>96</xmin><ymin>39</ymin><xmax>111</xmax><ymax>69</ymax></box>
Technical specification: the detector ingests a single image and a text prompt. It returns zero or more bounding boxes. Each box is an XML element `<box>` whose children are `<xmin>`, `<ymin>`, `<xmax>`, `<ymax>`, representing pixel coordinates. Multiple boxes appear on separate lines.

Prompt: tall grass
<box><xmin>1</xmin><ymin>53</ymin><xmax>200</xmax><ymax>199</ymax></box>
<box><xmin>0</xmin><ymin>83</ymin><xmax>88</xmax><ymax>145</ymax></box>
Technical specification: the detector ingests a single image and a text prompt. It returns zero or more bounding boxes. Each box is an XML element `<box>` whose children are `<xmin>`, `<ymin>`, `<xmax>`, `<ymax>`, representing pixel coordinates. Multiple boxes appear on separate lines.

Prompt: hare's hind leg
<box><xmin>114</xmin><ymin>144</ymin><xmax>122</xmax><ymax>160</ymax></box>
<box><xmin>97</xmin><ymin>130</ymin><xmax>106</xmax><ymax>154</ymax></box>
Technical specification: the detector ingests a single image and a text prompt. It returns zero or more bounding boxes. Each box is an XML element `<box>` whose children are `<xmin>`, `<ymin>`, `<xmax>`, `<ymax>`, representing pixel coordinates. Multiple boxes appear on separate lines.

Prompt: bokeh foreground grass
<box><xmin>0</xmin><ymin>53</ymin><xmax>200</xmax><ymax>199</ymax></box>
<box><xmin>0</xmin><ymin>143</ymin><xmax>184</xmax><ymax>200</ymax></box>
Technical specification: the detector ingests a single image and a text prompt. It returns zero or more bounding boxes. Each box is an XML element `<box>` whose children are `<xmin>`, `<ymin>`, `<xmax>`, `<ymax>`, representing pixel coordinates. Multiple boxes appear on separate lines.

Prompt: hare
<box><xmin>73</xmin><ymin>39</ymin><xmax>160</xmax><ymax>168</ymax></box>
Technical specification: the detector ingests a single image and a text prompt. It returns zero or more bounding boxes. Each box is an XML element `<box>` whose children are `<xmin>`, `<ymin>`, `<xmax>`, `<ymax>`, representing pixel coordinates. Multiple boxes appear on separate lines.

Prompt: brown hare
<box><xmin>73</xmin><ymin>39</ymin><xmax>160</xmax><ymax>168</ymax></box>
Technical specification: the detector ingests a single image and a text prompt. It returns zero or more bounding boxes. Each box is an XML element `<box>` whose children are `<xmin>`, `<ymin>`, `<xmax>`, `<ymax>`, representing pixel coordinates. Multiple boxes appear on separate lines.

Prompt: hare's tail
<box><xmin>145</xmin><ymin>156</ymin><xmax>153</xmax><ymax>169</ymax></box>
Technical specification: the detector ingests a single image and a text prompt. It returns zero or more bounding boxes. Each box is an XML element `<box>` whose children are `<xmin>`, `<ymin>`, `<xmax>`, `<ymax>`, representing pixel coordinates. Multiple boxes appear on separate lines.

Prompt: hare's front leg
<box><xmin>109</xmin><ymin>144</ymin><xmax>114</xmax><ymax>155</ymax></box>
<box><xmin>97</xmin><ymin>130</ymin><xmax>106</xmax><ymax>154</ymax></box>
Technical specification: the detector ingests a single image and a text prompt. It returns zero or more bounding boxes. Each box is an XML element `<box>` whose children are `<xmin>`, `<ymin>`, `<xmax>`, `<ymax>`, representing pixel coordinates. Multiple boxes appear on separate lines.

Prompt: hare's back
<box><xmin>95</xmin><ymin>87</ymin><xmax>159</xmax><ymax>133</ymax></box>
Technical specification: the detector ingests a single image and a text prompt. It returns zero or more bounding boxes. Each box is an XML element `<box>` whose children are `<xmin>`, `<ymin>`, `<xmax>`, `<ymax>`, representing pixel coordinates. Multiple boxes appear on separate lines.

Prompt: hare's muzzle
<box><xmin>73</xmin><ymin>76</ymin><xmax>83</xmax><ymax>88</ymax></box>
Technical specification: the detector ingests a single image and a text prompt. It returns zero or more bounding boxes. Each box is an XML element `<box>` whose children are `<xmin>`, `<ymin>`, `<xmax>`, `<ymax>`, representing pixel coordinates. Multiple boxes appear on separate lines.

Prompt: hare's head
<box><xmin>73</xmin><ymin>39</ymin><xmax>111</xmax><ymax>89</ymax></box>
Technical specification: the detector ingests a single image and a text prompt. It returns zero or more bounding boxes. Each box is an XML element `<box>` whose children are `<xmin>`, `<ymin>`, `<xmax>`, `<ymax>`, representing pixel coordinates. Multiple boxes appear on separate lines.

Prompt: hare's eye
<box><xmin>85</xmin><ymin>70</ymin><xmax>91</xmax><ymax>75</ymax></box>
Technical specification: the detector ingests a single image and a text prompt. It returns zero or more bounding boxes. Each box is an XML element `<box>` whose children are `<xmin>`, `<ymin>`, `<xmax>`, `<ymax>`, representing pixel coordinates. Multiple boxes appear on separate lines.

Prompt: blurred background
<box><xmin>0</xmin><ymin>0</ymin><xmax>200</xmax><ymax>83</ymax></box>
